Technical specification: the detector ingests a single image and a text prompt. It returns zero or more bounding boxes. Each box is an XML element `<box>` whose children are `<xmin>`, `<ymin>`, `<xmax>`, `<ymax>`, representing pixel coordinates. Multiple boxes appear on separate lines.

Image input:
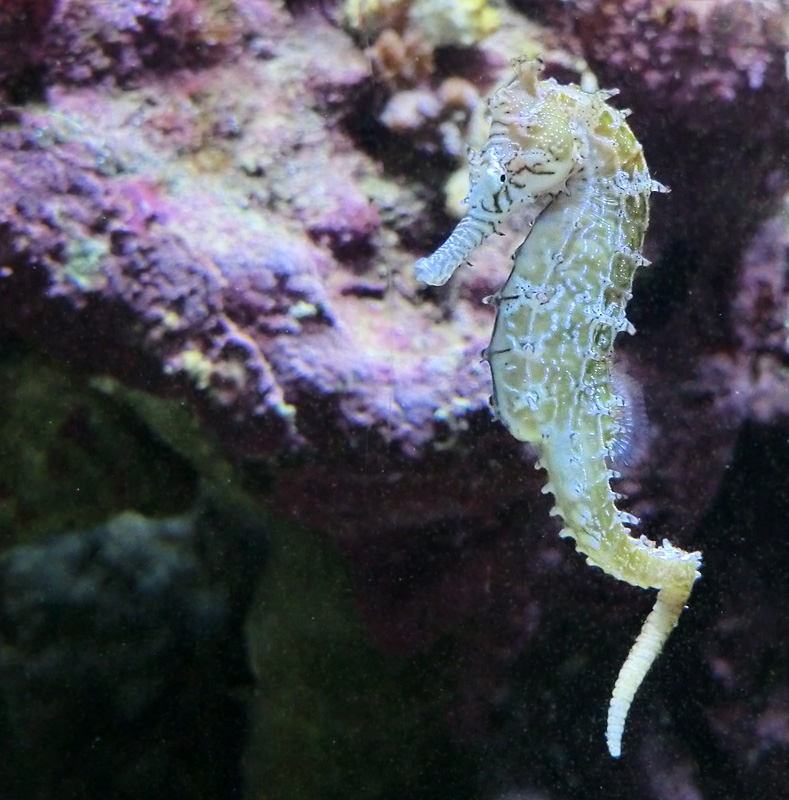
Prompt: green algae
<box><xmin>63</xmin><ymin>234</ymin><xmax>109</xmax><ymax>290</ymax></box>
<box><xmin>244</xmin><ymin>517</ymin><xmax>468</xmax><ymax>800</ymax></box>
<box><xmin>0</xmin><ymin>339</ymin><xmax>199</xmax><ymax>544</ymax></box>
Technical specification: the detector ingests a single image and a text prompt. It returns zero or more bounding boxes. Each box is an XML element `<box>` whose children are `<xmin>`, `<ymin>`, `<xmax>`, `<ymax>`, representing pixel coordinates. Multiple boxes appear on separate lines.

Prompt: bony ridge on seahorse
<box><xmin>415</xmin><ymin>57</ymin><xmax>701</xmax><ymax>758</ymax></box>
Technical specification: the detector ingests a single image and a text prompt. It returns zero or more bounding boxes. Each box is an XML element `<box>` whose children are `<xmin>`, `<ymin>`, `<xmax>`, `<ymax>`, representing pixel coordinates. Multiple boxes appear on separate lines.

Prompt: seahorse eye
<box><xmin>481</xmin><ymin>162</ymin><xmax>508</xmax><ymax>195</ymax></box>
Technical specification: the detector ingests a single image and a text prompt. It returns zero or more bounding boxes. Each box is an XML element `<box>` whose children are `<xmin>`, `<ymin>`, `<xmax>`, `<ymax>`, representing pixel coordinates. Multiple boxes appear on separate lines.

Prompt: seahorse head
<box><xmin>414</xmin><ymin>60</ymin><xmax>577</xmax><ymax>287</ymax></box>
<box><xmin>475</xmin><ymin>67</ymin><xmax>577</xmax><ymax>209</ymax></box>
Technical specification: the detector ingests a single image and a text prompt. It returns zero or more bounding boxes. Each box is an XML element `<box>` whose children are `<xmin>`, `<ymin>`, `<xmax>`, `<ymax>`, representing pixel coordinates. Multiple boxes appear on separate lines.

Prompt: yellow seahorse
<box><xmin>415</xmin><ymin>58</ymin><xmax>701</xmax><ymax>757</ymax></box>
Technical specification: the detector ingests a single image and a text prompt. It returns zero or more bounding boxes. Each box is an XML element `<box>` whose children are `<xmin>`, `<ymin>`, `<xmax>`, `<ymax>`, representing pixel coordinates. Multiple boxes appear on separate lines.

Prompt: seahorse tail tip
<box><xmin>605</xmin><ymin>585</ymin><xmax>692</xmax><ymax>758</ymax></box>
<box><xmin>606</xmin><ymin>729</ymin><xmax>623</xmax><ymax>758</ymax></box>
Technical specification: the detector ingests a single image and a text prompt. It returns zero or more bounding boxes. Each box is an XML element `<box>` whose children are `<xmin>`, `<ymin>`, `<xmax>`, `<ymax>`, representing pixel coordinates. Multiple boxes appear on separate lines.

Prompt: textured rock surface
<box><xmin>1</xmin><ymin>0</ymin><xmax>789</xmax><ymax>799</ymax></box>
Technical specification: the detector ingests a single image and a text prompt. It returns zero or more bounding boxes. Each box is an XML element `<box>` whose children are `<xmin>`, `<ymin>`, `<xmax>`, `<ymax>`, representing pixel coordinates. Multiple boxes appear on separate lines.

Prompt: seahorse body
<box><xmin>415</xmin><ymin>59</ymin><xmax>701</xmax><ymax>758</ymax></box>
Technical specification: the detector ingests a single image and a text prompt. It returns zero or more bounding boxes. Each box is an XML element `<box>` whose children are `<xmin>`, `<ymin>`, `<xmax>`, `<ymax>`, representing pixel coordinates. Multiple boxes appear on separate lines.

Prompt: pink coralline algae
<box><xmin>559</xmin><ymin>0</ymin><xmax>789</xmax><ymax>122</ymax></box>
<box><xmin>729</xmin><ymin>194</ymin><xmax>789</xmax><ymax>423</ymax></box>
<box><xmin>0</xmin><ymin>3</ymin><xmax>493</xmax><ymax>458</ymax></box>
<box><xmin>1</xmin><ymin>0</ymin><xmax>276</xmax><ymax>91</ymax></box>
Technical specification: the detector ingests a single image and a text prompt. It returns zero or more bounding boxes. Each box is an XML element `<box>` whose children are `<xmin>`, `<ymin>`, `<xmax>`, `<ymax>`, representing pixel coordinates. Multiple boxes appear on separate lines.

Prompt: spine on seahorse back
<box><xmin>414</xmin><ymin>59</ymin><xmax>701</xmax><ymax>757</ymax></box>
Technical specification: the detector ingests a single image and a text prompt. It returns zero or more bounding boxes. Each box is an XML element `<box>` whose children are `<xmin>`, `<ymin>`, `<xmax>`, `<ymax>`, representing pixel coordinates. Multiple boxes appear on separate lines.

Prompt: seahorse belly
<box><xmin>415</xmin><ymin>58</ymin><xmax>701</xmax><ymax>758</ymax></box>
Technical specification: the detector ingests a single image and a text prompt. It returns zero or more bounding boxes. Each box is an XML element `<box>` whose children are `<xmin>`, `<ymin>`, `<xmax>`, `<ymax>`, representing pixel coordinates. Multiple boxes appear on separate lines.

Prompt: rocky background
<box><xmin>1</xmin><ymin>0</ymin><xmax>789</xmax><ymax>798</ymax></box>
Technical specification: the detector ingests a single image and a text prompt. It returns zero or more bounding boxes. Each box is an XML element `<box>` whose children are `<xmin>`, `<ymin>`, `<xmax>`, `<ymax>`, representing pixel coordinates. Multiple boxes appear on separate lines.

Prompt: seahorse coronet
<box><xmin>414</xmin><ymin>59</ymin><xmax>702</xmax><ymax>758</ymax></box>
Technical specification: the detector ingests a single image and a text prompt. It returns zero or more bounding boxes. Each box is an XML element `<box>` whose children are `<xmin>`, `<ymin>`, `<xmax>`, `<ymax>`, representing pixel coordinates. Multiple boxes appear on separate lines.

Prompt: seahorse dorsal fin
<box><xmin>511</xmin><ymin>55</ymin><xmax>543</xmax><ymax>96</ymax></box>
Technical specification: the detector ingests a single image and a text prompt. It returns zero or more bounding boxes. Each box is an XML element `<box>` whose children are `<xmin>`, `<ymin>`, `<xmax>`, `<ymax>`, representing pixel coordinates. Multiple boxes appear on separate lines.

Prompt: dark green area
<box><xmin>0</xmin><ymin>334</ymin><xmax>201</xmax><ymax>543</ymax></box>
<box><xmin>0</xmin><ymin>331</ymin><xmax>469</xmax><ymax>800</ymax></box>
<box><xmin>245</xmin><ymin>516</ymin><xmax>470</xmax><ymax>800</ymax></box>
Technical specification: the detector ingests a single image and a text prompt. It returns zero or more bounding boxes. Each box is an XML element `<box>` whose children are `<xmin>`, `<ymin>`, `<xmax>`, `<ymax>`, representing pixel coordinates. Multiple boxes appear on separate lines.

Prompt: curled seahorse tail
<box><xmin>605</xmin><ymin>586</ymin><xmax>689</xmax><ymax>757</ymax></box>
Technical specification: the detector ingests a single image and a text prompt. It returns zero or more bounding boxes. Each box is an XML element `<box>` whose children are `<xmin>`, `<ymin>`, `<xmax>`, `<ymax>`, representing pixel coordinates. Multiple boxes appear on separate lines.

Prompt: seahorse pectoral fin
<box><xmin>605</xmin><ymin>581</ymin><xmax>696</xmax><ymax>757</ymax></box>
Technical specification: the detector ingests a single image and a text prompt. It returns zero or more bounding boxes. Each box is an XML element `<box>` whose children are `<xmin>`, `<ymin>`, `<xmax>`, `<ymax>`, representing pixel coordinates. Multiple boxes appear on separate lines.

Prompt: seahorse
<box><xmin>415</xmin><ymin>58</ymin><xmax>701</xmax><ymax>758</ymax></box>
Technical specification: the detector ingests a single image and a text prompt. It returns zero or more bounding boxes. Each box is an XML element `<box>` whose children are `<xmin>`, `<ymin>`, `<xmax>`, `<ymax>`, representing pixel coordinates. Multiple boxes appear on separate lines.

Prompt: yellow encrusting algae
<box><xmin>342</xmin><ymin>0</ymin><xmax>499</xmax><ymax>47</ymax></box>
